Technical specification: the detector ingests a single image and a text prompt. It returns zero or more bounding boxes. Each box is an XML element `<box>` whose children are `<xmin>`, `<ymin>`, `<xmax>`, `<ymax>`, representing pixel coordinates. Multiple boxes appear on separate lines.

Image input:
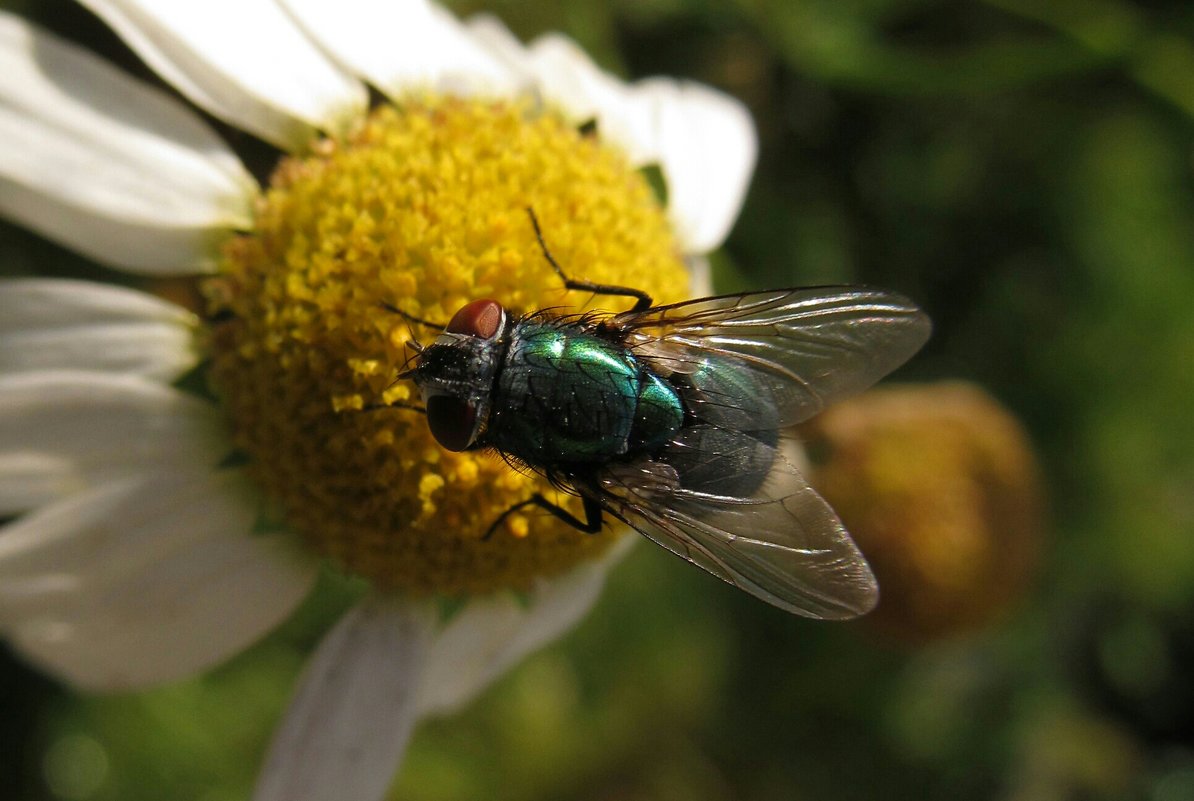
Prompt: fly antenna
<box><xmin>363</xmin><ymin>355</ymin><xmax>424</xmax><ymax>415</ymax></box>
<box><xmin>394</xmin><ymin>344</ymin><xmax>424</xmax><ymax>377</ymax></box>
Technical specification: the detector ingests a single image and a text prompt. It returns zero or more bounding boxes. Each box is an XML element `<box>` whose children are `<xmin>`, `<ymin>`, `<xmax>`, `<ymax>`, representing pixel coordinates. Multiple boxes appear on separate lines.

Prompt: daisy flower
<box><xmin>0</xmin><ymin>1</ymin><xmax>756</xmax><ymax>799</ymax></box>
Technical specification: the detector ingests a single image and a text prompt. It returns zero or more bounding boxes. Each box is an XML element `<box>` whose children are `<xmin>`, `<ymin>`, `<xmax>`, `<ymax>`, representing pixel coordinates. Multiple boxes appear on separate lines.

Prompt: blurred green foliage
<box><xmin>3</xmin><ymin>0</ymin><xmax>1194</xmax><ymax>799</ymax></box>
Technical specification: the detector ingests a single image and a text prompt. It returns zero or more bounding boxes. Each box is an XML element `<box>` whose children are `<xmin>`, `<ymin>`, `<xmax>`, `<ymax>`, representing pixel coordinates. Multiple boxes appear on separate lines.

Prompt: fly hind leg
<box><xmin>526</xmin><ymin>208</ymin><xmax>654</xmax><ymax>313</ymax></box>
<box><xmin>484</xmin><ymin>493</ymin><xmax>605</xmax><ymax>540</ymax></box>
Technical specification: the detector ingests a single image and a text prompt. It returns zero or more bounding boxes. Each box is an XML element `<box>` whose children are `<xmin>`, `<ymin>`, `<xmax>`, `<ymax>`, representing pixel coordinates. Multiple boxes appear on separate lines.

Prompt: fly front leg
<box><xmin>526</xmin><ymin>208</ymin><xmax>654</xmax><ymax>312</ymax></box>
<box><xmin>378</xmin><ymin>300</ymin><xmax>447</xmax><ymax>331</ymax></box>
<box><xmin>483</xmin><ymin>493</ymin><xmax>605</xmax><ymax>540</ymax></box>
<box><xmin>360</xmin><ymin>400</ymin><xmax>426</xmax><ymax>414</ymax></box>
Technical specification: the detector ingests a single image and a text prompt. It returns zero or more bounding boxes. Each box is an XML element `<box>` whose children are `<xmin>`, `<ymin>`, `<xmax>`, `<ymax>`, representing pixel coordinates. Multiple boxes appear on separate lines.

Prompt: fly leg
<box><xmin>361</xmin><ymin>400</ymin><xmax>425</xmax><ymax>414</ymax></box>
<box><xmin>378</xmin><ymin>301</ymin><xmax>445</xmax><ymax>331</ymax></box>
<box><xmin>526</xmin><ymin>208</ymin><xmax>654</xmax><ymax>312</ymax></box>
<box><xmin>484</xmin><ymin>494</ymin><xmax>604</xmax><ymax>540</ymax></box>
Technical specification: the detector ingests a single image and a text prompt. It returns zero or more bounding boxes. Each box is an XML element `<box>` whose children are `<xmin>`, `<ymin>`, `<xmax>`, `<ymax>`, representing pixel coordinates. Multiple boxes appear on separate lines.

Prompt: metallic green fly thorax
<box><xmin>492</xmin><ymin>322</ymin><xmax>684</xmax><ymax>465</ymax></box>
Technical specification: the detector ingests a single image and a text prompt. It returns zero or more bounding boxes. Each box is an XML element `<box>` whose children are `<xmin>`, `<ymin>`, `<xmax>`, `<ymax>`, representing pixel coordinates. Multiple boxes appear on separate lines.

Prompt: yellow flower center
<box><xmin>204</xmin><ymin>97</ymin><xmax>689</xmax><ymax>597</ymax></box>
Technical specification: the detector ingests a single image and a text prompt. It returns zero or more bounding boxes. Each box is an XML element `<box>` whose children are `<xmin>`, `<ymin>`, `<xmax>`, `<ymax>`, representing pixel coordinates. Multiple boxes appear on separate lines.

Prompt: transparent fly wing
<box><xmin>616</xmin><ymin>287</ymin><xmax>930</xmax><ymax>427</ymax></box>
<box><xmin>588</xmin><ymin>430</ymin><xmax>878</xmax><ymax>619</ymax></box>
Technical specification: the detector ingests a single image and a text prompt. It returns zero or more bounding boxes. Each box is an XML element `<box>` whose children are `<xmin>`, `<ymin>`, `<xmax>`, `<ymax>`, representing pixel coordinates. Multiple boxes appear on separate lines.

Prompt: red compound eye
<box><xmin>446</xmin><ymin>299</ymin><xmax>505</xmax><ymax>338</ymax></box>
<box><xmin>426</xmin><ymin>395</ymin><xmax>476</xmax><ymax>452</ymax></box>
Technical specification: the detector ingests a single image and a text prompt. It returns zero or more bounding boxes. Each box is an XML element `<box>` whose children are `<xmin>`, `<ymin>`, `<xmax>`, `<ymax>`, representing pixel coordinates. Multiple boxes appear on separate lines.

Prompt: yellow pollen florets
<box><xmin>205</xmin><ymin>97</ymin><xmax>689</xmax><ymax>596</ymax></box>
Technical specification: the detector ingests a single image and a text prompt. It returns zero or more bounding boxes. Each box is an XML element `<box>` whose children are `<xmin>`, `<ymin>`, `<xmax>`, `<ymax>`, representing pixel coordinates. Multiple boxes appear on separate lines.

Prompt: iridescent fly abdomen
<box><xmin>492</xmin><ymin>321</ymin><xmax>684</xmax><ymax>465</ymax></box>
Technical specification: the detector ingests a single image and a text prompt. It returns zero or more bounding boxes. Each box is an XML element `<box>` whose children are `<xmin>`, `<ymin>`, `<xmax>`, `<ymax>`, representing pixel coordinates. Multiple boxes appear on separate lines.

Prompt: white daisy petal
<box><xmin>520</xmin><ymin>33</ymin><xmax>757</xmax><ymax>254</ymax></box>
<box><xmin>686</xmin><ymin>254</ymin><xmax>713</xmax><ymax>297</ymax></box>
<box><xmin>463</xmin><ymin>14</ymin><xmax>538</xmax><ymax>86</ymax></box>
<box><xmin>0</xmin><ymin>475</ymin><xmax>232</xmax><ymax>596</ymax></box>
<box><xmin>525</xmin><ymin>34</ymin><xmax>657</xmax><ymax>166</ymax></box>
<box><xmin>3</xmin><ymin>471</ymin><xmax>317</xmax><ymax>690</ymax></box>
<box><xmin>254</xmin><ymin>596</ymin><xmax>434</xmax><ymax>801</ymax></box>
<box><xmin>280</xmin><ymin>0</ymin><xmax>515</xmax><ymax>99</ymax></box>
<box><xmin>0</xmin><ymin>454</ymin><xmax>72</xmax><ymax>516</ymax></box>
<box><xmin>0</xmin><ymin>279</ymin><xmax>197</xmax><ymax>381</ymax></box>
<box><xmin>0</xmin><ymin>168</ymin><xmax>230</xmax><ymax>276</ymax></box>
<box><xmin>0</xmin><ymin>371</ymin><xmax>227</xmax><ymax>516</ymax></box>
<box><xmin>0</xmin><ymin>12</ymin><xmax>255</xmax><ymax>273</ymax></box>
<box><xmin>634</xmin><ymin>78</ymin><xmax>758</xmax><ymax>253</ymax></box>
<box><xmin>415</xmin><ymin>539</ymin><xmax>631</xmax><ymax>718</ymax></box>
<box><xmin>77</xmin><ymin>0</ymin><xmax>367</xmax><ymax>150</ymax></box>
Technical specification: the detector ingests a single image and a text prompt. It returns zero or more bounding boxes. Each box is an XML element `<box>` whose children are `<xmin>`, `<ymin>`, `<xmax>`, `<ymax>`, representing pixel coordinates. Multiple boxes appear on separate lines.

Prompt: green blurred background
<box><xmin>3</xmin><ymin>0</ymin><xmax>1194</xmax><ymax>799</ymax></box>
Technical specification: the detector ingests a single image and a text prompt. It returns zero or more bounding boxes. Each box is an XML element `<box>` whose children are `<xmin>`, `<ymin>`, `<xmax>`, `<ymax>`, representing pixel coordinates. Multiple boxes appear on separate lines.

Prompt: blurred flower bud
<box><xmin>803</xmin><ymin>382</ymin><xmax>1045</xmax><ymax>642</ymax></box>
